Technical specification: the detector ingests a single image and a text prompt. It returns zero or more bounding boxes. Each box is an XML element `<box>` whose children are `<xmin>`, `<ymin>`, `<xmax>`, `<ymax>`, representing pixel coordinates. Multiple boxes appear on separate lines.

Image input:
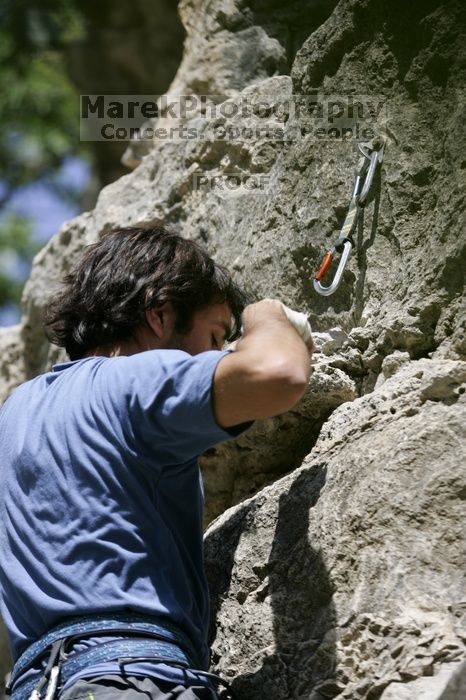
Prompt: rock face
<box><xmin>0</xmin><ymin>326</ymin><xmax>26</xmax><ymax>408</ymax></box>
<box><xmin>67</xmin><ymin>0</ymin><xmax>186</xmax><ymax>184</ymax></box>
<box><xmin>1</xmin><ymin>0</ymin><xmax>465</xmax><ymax>697</ymax></box>
<box><xmin>379</xmin><ymin>659</ymin><xmax>466</xmax><ymax>700</ymax></box>
<box><xmin>205</xmin><ymin>359</ymin><xmax>466</xmax><ymax>698</ymax></box>
<box><xmin>122</xmin><ymin>0</ymin><xmax>340</xmax><ymax>166</ymax></box>
<box><xmin>202</xmin><ymin>351</ymin><xmax>356</xmax><ymax>523</ymax></box>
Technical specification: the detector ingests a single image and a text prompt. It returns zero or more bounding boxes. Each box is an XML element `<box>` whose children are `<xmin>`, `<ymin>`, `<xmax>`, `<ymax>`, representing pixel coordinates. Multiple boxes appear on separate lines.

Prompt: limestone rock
<box><xmin>20</xmin><ymin>214</ymin><xmax>95</xmax><ymax>379</ymax></box>
<box><xmin>205</xmin><ymin>359</ymin><xmax>466</xmax><ymax>698</ymax></box>
<box><xmin>0</xmin><ymin>0</ymin><xmax>465</xmax><ymax>695</ymax></box>
<box><xmin>201</xmin><ymin>354</ymin><xmax>356</xmax><ymax>523</ymax></box>
<box><xmin>0</xmin><ymin>326</ymin><xmax>26</xmax><ymax>405</ymax></box>
<box><xmin>122</xmin><ymin>0</ymin><xmax>339</xmax><ymax>166</ymax></box>
<box><xmin>374</xmin><ymin>349</ymin><xmax>411</xmax><ymax>388</ymax></box>
<box><xmin>67</xmin><ymin>0</ymin><xmax>185</xmax><ymax>184</ymax></box>
<box><xmin>14</xmin><ymin>1</ymin><xmax>466</xmax><ymax>396</ymax></box>
<box><xmin>312</xmin><ymin>327</ymin><xmax>348</xmax><ymax>356</ymax></box>
<box><xmin>380</xmin><ymin>660</ymin><xmax>466</xmax><ymax>699</ymax></box>
<box><xmin>17</xmin><ymin>0</ymin><xmax>464</xmax><ymax>403</ymax></box>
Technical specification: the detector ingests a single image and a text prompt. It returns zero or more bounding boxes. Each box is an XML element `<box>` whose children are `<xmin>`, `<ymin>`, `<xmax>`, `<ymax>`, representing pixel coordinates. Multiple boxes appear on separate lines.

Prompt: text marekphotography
<box><xmin>80</xmin><ymin>94</ymin><xmax>387</xmax><ymax>142</ymax></box>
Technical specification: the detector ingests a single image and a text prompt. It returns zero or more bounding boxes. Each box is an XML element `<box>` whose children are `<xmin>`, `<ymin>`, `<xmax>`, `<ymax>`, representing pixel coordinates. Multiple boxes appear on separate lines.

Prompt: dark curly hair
<box><xmin>44</xmin><ymin>226</ymin><xmax>250</xmax><ymax>360</ymax></box>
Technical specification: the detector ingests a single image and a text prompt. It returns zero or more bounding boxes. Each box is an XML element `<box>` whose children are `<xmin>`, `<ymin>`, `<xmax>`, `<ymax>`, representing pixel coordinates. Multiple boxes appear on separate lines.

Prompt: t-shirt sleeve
<box><xmin>103</xmin><ymin>348</ymin><xmax>253</xmax><ymax>466</ymax></box>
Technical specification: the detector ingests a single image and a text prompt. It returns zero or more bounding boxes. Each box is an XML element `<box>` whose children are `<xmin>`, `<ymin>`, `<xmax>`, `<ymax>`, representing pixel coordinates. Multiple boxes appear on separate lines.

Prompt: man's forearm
<box><xmin>213</xmin><ymin>300</ymin><xmax>313</xmax><ymax>427</ymax></box>
<box><xmin>235</xmin><ymin>299</ymin><xmax>312</xmax><ymax>384</ymax></box>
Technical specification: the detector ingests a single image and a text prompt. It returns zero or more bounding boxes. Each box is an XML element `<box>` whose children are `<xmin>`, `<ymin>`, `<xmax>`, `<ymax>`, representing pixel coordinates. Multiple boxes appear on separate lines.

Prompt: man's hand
<box><xmin>228</xmin><ymin>300</ymin><xmax>314</xmax><ymax>355</ymax></box>
<box><xmin>213</xmin><ymin>299</ymin><xmax>314</xmax><ymax>427</ymax></box>
<box><xmin>280</xmin><ymin>303</ymin><xmax>314</xmax><ymax>354</ymax></box>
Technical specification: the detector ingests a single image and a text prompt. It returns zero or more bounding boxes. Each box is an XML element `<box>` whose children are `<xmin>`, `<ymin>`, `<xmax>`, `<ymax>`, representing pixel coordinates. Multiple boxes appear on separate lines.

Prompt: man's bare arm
<box><xmin>212</xmin><ymin>299</ymin><xmax>313</xmax><ymax>428</ymax></box>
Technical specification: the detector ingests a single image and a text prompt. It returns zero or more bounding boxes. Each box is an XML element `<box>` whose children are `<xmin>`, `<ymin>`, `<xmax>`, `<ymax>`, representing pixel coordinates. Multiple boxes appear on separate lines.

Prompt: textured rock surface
<box><xmin>67</xmin><ymin>0</ymin><xmax>185</xmax><ymax>184</ymax></box>
<box><xmin>1</xmin><ymin>0</ymin><xmax>465</xmax><ymax>697</ymax></box>
<box><xmin>380</xmin><ymin>660</ymin><xmax>466</xmax><ymax>699</ymax></box>
<box><xmin>205</xmin><ymin>359</ymin><xmax>466</xmax><ymax>699</ymax></box>
<box><xmin>122</xmin><ymin>0</ymin><xmax>339</xmax><ymax>166</ymax></box>
<box><xmin>0</xmin><ymin>326</ymin><xmax>26</xmax><ymax>407</ymax></box>
<box><xmin>18</xmin><ymin>0</ymin><xmax>466</xmax><ymax>391</ymax></box>
<box><xmin>202</xmin><ymin>351</ymin><xmax>356</xmax><ymax>523</ymax></box>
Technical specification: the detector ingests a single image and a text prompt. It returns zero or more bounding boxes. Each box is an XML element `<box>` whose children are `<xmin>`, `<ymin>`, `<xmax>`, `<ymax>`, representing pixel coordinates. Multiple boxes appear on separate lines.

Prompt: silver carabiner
<box><xmin>313</xmin><ymin>238</ymin><xmax>353</xmax><ymax>296</ymax></box>
<box><xmin>313</xmin><ymin>138</ymin><xmax>385</xmax><ymax>296</ymax></box>
<box><xmin>357</xmin><ymin>139</ymin><xmax>385</xmax><ymax>204</ymax></box>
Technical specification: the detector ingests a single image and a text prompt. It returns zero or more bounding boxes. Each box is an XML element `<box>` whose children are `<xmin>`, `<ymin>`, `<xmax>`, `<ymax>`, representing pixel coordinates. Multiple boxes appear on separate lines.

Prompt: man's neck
<box><xmin>84</xmin><ymin>333</ymin><xmax>153</xmax><ymax>358</ymax></box>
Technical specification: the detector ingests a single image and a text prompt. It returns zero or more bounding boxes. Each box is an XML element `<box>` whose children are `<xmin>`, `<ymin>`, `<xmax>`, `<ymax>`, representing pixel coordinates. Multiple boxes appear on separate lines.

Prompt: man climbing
<box><xmin>0</xmin><ymin>226</ymin><xmax>313</xmax><ymax>700</ymax></box>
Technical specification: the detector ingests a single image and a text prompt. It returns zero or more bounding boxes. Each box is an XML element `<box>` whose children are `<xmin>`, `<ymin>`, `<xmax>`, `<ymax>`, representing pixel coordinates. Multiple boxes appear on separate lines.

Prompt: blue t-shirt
<box><xmin>0</xmin><ymin>348</ymin><xmax>251</xmax><ymax>690</ymax></box>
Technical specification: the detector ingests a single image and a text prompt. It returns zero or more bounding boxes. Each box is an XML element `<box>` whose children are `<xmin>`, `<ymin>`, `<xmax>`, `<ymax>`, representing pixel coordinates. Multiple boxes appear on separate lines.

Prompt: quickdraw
<box><xmin>313</xmin><ymin>137</ymin><xmax>385</xmax><ymax>296</ymax></box>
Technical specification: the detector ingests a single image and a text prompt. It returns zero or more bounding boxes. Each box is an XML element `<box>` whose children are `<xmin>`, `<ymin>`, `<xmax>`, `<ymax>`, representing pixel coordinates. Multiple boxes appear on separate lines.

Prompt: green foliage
<box><xmin>0</xmin><ymin>214</ymin><xmax>40</xmax><ymax>309</ymax></box>
<box><xmin>0</xmin><ymin>1</ymin><xmax>87</xmax><ymax>201</ymax></box>
<box><xmin>0</xmin><ymin>1</ymin><xmax>89</xmax><ymax>319</ymax></box>
<box><xmin>1</xmin><ymin>0</ymin><xmax>86</xmax><ymax>56</ymax></box>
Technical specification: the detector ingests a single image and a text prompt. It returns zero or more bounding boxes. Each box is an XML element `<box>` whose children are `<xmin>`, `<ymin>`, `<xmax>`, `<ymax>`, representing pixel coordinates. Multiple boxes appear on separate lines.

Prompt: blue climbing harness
<box><xmin>5</xmin><ymin>612</ymin><xmax>222</xmax><ymax>700</ymax></box>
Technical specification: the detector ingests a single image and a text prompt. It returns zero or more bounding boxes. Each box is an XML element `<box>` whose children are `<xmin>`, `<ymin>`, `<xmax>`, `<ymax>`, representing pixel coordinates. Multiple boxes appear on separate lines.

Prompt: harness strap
<box><xmin>7</xmin><ymin>613</ymin><xmax>203</xmax><ymax>700</ymax></box>
<box><xmin>10</xmin><ymin>638</ymin><xmax>197</xmax><ymax>700</ymax></box>
<box><xmin>8</xmin><ymin>612</ymin><xmax>201</xmax><ymax>690</ymax></box>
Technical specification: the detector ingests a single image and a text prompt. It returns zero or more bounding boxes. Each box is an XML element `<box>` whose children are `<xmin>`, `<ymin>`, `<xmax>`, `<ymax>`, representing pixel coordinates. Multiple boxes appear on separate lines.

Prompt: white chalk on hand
<box><xmin>239</xmin><ymin>302</ymin><xmax>312</xmax><ymax>344</ymax></box>
<box><xmin>280</xmin><ymin>303</ymin><xmax>312</xmax><ymax>343</ymax></box>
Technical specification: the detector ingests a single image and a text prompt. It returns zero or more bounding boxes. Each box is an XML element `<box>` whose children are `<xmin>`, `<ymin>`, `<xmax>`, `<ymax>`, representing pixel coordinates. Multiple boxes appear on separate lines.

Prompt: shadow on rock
<box><xmin>230</xmin><ymin>465</ymin><xmax>337</xmax><ymax>699</ymax></box>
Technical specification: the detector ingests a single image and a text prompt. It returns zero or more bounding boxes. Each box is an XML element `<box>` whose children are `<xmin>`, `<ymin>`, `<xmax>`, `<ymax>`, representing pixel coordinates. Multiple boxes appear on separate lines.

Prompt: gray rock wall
<box><xmin>1</xmin><ymin>0</ymin><xmax>465</xmax><ymax>697</ymax></box>
<box><xmin>67</xmin><ymin>0</ymin><xmax>185</xmax><ymax>184</ymax></box>
<box><xmin>205</xmin><ymin>359</ymin><xmax>466</xmax><ymax>698</ymax></box>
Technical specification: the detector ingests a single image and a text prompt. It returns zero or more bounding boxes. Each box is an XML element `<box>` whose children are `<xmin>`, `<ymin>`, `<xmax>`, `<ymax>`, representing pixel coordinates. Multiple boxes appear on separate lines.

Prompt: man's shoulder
<box><xmin>104</xmin><ymin>348</ymin><xmax>193</xmax><ymax>377</ymax></box>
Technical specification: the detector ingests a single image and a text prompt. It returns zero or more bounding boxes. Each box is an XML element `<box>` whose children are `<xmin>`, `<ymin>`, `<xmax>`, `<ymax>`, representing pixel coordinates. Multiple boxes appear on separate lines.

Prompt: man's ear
<box><xmin>145</xmin><ymin>302</ymin><xmax>176</xmax><ymax>340</ymax></box>
<box><xmin>145</xmin><ymin>304</ymin><xmax>166</xmax><ymax>340</ymax></box>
